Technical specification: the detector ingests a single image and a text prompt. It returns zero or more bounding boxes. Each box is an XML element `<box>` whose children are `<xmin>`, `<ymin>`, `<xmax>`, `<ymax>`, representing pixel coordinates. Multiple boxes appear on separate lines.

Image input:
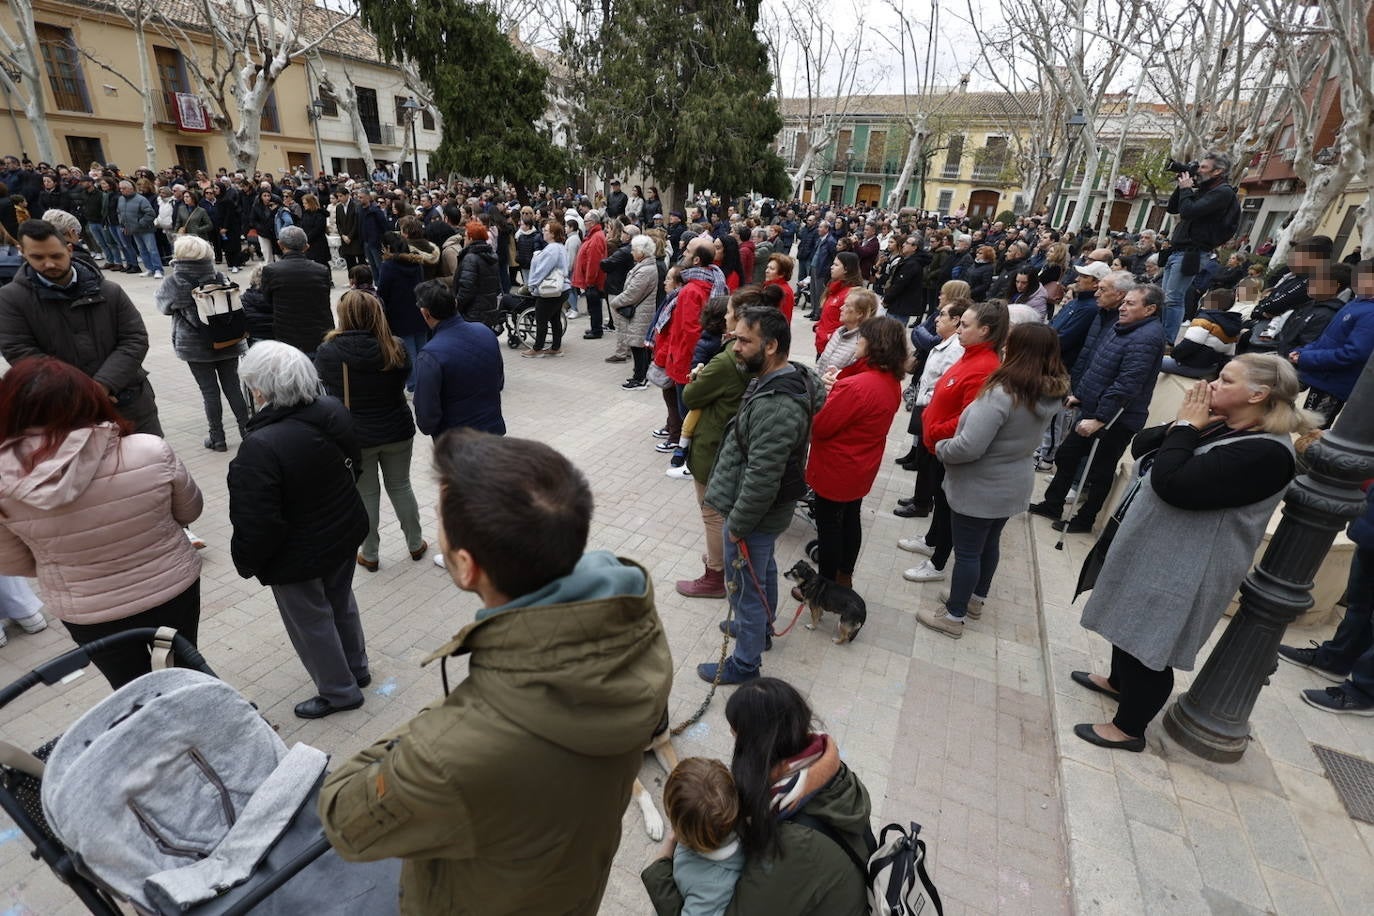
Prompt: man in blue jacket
<box><xmin>1031</xmin><ymin>285</ymin><xmax>1166</xmax><ymax>533</ymax></box>
<box><xmin>1281</xmin><ymin>486</ymin><xmax>1374</xmax><ymax>715</ymax></box>
<box><xmin>808</xmin><ymin>220</ymin><xmax>837</xmax><ymax>319</ymax></box>
<box><xmin>414</xmin><ymin>281</ymin><xmax>506</xmax><ymax>440</ymax></box>
<box><xmin>1289</xmin><ymin>258</ymin><xmax>1374</xmax><ymax>427</ymax></box>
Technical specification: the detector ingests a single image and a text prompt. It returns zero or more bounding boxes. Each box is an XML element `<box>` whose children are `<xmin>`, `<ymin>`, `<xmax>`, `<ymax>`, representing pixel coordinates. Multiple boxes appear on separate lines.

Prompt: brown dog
<box><xmin>629</xmin><ymin>713</ymin><xmax>681</xmax><ymax>840</ymax></box>
<box><xmin>784</xmin><ymin>560</ymin><xmax>867</xmax><ymax>644</ymax></box>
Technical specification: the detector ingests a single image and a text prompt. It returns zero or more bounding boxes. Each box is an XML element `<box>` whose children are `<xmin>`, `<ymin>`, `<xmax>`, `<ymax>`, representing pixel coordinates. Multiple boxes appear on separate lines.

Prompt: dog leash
<box><xmin>772</xmin><ymin>599</ymin><xmax>808</xmax><ymax>637</ymax></box>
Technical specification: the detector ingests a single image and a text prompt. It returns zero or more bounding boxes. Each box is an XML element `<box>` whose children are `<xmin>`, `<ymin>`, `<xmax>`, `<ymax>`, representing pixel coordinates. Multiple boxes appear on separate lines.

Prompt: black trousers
<box><xmin>1108</xmin><ymin>644</ymin><xmax>1174</xmax><ymax>737</ymax></box>
<box><xmin>534</xmin><ymin>292</ymin><xmax>566</xmax><ymax>351</ymax></box>
<box><xmin>585</xmin><ymin>287</ymin><xmax>605</xmax><ymax>335</ymax></box>
<box><xmin>1041</xmin><ymin>422</ymin><xmax>1135</xmax><ymax>525</ymax></box>
<box><xmin>813</xmin><ymin>495</ymin><xmax>863</xmax><ymax>581</ymax></box>
<box><xmin>63</xmin><ymin>579</ymin><xmax>201</xmax><ymax>690</ymax></box>
<box><xmin>926</xmin><ymin>457</ymin><xmax>952</xmax><ymax>569</ymax></box>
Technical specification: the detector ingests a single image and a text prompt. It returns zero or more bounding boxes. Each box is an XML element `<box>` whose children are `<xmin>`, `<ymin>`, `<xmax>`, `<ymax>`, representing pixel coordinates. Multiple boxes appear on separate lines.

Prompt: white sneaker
<box><xmin>665</xmin><ymin>465</ymin><xmax>692</xmax><ymax>479</ymax></box>
<box><xmin>141</xmin><ymin>270</ymin><xmax>154</xmax><ymax>278</ymax></box>
<box><xmin>564</xmin><ymin>308</ymin><xmax>579</xmax><ymax>319</ymax></box>
<box><xmin>897</xmin><ymin>537</ymin><xmax>935</xmax><ymax>556</ymax></box>
<box><xmin>433</xmin><ymin>554</ymin><xmax>446</xmax><ymax>568</ymax></box>
<box><xmin>903</xmin><ymin>560</ymin><xmax>946</xmax><ymax>582</ymax></box>
<box><xmin>13</xmin><ymin>611</ymin><xmax>46</xmax><ymax>634</ymax></box>
<box><xmin>229</xmin><ymin>266</ymin><xmax>241</xmax><ymax>273</ymax></box>
<box><xmin>184</xmin><ymin>528</ymin><xmax>206</xmax><ymax>550</ymax></box>
<box><xmin>153</xmin><ymin>270</ymin><xmax>164</xmax><ymax>279</ymax></box>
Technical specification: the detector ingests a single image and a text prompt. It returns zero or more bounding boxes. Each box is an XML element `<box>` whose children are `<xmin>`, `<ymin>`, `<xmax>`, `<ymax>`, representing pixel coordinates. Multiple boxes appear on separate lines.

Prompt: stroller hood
<box><xmin>41</xmin><ymin>668</ymin><xmax>326</xmax><ymax>911</ymax></box>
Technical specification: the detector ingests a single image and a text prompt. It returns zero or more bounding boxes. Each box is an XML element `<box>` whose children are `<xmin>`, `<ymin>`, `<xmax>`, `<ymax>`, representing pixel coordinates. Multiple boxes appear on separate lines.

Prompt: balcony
<box><xmin>362</xmin><ymin>122</ymin><xmax>398</xmax><ymax>147</ymax></box>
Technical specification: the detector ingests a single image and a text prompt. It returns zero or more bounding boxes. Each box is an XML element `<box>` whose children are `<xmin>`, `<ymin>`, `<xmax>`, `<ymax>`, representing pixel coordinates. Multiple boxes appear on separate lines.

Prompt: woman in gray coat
<box><xmin>1072</xmin><ymin>354</ymin><xmax>1316</xmax><ymax>751</ymax></box>
<box><xmin>154</xmin><ymin>234</ymin><xmax>250</xmax><ymax>451</ymax></box>
<box><xmin>918</xmin><ymin>323</ymin><xmax>1069</xmax><ymax>638</ymax></box>
<box><xmin>611</xmin><ymin>233</ymin><xmax>660</xmax><ymax>388</ymax></box>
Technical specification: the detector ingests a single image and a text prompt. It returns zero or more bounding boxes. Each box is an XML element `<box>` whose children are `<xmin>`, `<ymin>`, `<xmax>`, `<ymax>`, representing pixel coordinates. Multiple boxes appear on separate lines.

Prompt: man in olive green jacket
<box><xmin>700</xmin><ymin>307</ymin><xmax>824</xmax><ymax>685</ymax></box>
<box><xmin>319</xmin><ymin>430</ymin><xmax>674</xmax><ymax>915</ymax></box>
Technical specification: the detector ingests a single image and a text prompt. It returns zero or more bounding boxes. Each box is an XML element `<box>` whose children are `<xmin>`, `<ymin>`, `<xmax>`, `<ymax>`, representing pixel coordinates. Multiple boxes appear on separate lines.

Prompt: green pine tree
<box><xmin>565</xmin><ymin>0</ymin><xmax>788</xmax><ymax>201</ymax></box>
<box><xmin>358</xmin><ymin>0</ymin><xmax>571</xmax><ymax>195</ymax></box>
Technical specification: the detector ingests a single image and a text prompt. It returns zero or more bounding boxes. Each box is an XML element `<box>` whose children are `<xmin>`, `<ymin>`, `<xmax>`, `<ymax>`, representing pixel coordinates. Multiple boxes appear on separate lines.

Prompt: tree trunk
<box><xmin>133</xmin><ymin>24</ymin><xmax>157</xmax><ymax>170</ymax></box>
<box><xmin>340</xmin><ymin>82</ymin><xmax>377</xmax><ymax>179</ymax></box>
<box><xmin>1271</xmin><ymin>157</ymin><xmax>1360</xmax><ymax>267</ymax></box>
<box><xmin>789</xmin><ymin>127</ymin><xmax>832</xmax><ymax>200</ymax></box>
<box><xmin>1069</xmin><ymin>139</ymin><xmax>1100</xmax><ymax>233</ymax></box>
<box><xmin>887</xmin><ymin>118</ymin><xmax>923</xmax><ymax>210</ymax></box>
<box><xmin>20</xmin><ymin>92</ymin><xmax>56</xmax><ymax>165</ymax></box>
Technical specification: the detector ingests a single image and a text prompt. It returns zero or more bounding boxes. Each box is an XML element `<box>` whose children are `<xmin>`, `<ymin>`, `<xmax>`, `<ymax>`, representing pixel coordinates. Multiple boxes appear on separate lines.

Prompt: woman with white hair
<box><xmin>155</xmin><ymin>234</ymin><xmax>250</xmax><ymax>451</ymax></box>
<box><xmin>228</xmin><ymin>341</ymin><xmax>371</xmax><ymax>720</ymax></box>
<box><xmin>610</xmin><ymin>232</ymin><xmax>660</xmax><ymax>387</ymax></box>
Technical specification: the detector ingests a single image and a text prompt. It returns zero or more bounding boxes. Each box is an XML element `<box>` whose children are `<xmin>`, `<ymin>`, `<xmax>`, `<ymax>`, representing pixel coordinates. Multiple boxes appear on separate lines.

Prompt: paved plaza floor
<box><xmin>0</xmin><ymin>265</ymin><xmax>1366</xmax><ymax>914</ymax></box>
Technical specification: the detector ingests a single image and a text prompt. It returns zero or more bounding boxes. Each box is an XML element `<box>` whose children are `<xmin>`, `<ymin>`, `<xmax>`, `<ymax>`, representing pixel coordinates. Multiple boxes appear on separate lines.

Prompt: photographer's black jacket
<box><xmin>1166</xmin><ymin>177</ymin><xmax>1240</xmax><ymax>251</ymax></box>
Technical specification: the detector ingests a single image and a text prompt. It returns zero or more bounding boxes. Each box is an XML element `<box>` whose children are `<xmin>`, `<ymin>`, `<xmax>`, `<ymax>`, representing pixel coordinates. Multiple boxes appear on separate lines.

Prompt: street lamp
<box><xmin>1163</xmin><ymin>352</ymin><xmax>1374</xmax><ymax>761</ymax></box>
<box><xmin>400</xmin><ymin>97</ymin><xmax>423</xmax><ymax>186</ymax></box>
<box><xmin>1048</xmin><ymin>109</ymin><xmax>1088</xmax><ymax>228</ymax></box>
<box><xmin>306</xmin><ymin>98</ymin><xmax>326</xmax><ymax>180</ymax></box>
<box><xmin>842</xmin><ymin>144</ymin><xmax>856</xmax><ymax>205</ymax></box>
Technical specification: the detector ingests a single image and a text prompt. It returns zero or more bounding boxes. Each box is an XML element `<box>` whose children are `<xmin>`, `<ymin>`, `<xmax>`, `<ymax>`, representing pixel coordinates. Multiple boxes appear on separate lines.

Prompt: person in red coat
<box><xmin>803</xmin><ymin>316</ymin><xmax>909</xmax><ymax>591</ymax></box>
<box><xmin>814</xmin><ymin>251</ymin><xmax>861</xmax><ymax>355</ymax></box>
<box><xmin>902</xmin><ymin>300</ymin><xmax>1009</xmax><ymax>584</ymax></box>
<box><xmin>763</xmin><ymin>253</ymin><xmax>796</xmax><ymax>322</ymax></box>
<box><xmin>573</xmin><ymin>212</ymin><xmax>608</xmax><ymax>339</ymax></box>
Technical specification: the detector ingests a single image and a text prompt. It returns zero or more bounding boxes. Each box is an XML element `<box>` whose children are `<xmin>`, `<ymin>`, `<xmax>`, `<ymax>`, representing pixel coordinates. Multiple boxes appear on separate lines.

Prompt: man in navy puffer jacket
<box><xmin>1031</xmin><ymin>285</ymin><xmax>1166</xmax><ymax>533</ymax></box>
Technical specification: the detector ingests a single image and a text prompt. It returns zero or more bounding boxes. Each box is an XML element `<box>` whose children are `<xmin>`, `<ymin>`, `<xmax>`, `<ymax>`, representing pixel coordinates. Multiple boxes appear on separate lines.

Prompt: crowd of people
<box><xmin>1</xmin><ymin>146</ymin><xmax>1373</xmax><ymax>915</ymax></box>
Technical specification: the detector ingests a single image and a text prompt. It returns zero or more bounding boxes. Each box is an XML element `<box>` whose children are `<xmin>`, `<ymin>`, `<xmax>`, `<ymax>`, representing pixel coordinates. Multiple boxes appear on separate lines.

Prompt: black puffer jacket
<box><xmin>600</xmin><ymin>242</ymin><xmax>634</xmax><ymax>297</ymax></box>
<box><xmin>228</xmin><ymin>396</ymin><xmax>367</xmax><ymax>585</ymax></box>
<box><xmin>882</xmin><ymin>254</ymin><xmax>926</xmax><ymax>319</ymax></box>
<box><xmin>262</xmin><ymin>252</ymin><xmax>333</xmax><ymax>354</ymax></box>
<box><xmin>314</xmin><ymin>330</ymin><xmax>416</xmax><ymax>448</ymax></box>
<box><xmin>453</xmin><ymin>241</ymin><xmax>501</xmax><ymax>323</ymax></box>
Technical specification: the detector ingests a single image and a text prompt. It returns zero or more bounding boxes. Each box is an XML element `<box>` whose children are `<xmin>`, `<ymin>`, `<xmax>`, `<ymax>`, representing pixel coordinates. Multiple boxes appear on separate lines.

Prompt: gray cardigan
<box><xmin>937</xmin><ymin>386</ymin><xmax>1063</xmax><ymax>519</ymax></box>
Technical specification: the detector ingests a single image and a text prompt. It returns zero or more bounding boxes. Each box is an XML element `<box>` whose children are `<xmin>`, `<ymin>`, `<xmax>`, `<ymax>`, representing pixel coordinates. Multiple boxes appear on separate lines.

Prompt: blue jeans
<box><xmin>566</xmin><ymin>287</ymin><xmax>581</xmax><ymax>314</ymax></box>
<box><xmin>365</xmin><ymin>244</ymin><xmax>383</xmax><ymax>280</ymax></box>
<box><xmin>124</xmin><ymin>231</ymin><xmax>162</xmax><ymax>273</ymax></box>
<box><xmin>1314</xmin><ymin>547</ymin><xmax>1374</xmax><ymax>700</ymax></box>
<box><xmin>723</xmin><ymin>522</ymin><xmax>778</xmax><ymax>673</ymax></box>
<box><xmin>398</xmin><ymin>332</ymin><xmax>428</xmax><ymax>391</ymax></box>
<box><xmin>947</xmin><ymin>512</ymin><xmax>1008</xmax><ymax>618</ymax></box>
<box><xmin>90</xmin><ymin>224</ymin><xmax>124</xmax><ymax>264</ymax></box>
<box><xmin>1160</xmin><ymin>250</ymin><xmax>1213</xmax><ymax>343</ymax></box>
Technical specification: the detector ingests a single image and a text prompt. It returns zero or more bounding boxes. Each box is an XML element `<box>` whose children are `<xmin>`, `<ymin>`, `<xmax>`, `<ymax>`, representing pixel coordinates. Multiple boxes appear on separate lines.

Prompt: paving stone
<box><xmin>1229</xmin><ymin>782</ymin><xmax>1320</xmax><ymax>882</ymax></box>
<box><xmin>1178</xmin><ymin>799</ymin><xmax>1273</xmax><ymax>911</ymax></box>
<box><xmin>1260</xmin><ymin>864</ymin><xmax>1340</xmax><ymax>916</ymax></box>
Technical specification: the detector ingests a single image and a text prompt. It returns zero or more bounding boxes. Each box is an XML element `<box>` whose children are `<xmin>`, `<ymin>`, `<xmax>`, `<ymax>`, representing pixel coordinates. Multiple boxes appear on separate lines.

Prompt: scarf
<box><xmin>648</xmin><ymin>286</ymin><xmax>680</xmax><ymax>346</ymax></box>
<box><xmin>768</xmin><ymin>733</ymin><xmax>841</xmax><ymax>820</ymax></box>
<box><xmin>682</xmin><ymin>264</ymin><xmax>729</xmax><ymax>299</ymax></box>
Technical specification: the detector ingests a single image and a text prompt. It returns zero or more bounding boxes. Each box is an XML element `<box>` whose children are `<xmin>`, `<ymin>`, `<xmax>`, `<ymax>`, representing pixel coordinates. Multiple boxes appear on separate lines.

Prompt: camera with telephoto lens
<box><xmin>1166</xmin><ymin>159</ymin><xmax>1199</xmax><ymax>177</ymax></box>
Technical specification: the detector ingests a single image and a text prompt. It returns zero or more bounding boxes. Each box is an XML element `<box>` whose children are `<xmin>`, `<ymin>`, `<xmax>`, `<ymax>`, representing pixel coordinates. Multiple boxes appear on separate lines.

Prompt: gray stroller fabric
<box><xmin>40</xmin><ymin>669</ymin><xmax>326</xmax><ymax>910</ymax></box>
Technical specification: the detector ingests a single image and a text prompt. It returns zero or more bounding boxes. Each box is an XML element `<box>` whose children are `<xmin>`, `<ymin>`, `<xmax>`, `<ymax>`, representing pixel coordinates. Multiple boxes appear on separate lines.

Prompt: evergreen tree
<box><xmin>359</xmin><ymin>0</ymin><xmax>570</xmax><ymax>194</ymax></box>
<box><xmin>566</xmin><ymin>0</ymin><xmax>788</xmax><ymax>200</ymax></box>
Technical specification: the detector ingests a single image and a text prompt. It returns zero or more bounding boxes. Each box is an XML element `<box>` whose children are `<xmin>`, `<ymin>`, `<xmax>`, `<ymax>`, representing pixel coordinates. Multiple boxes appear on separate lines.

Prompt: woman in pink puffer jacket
<box><xmin>0</xmin><ymin>357</ymin><xmax>203</xmax><ymax>688</ymax></box>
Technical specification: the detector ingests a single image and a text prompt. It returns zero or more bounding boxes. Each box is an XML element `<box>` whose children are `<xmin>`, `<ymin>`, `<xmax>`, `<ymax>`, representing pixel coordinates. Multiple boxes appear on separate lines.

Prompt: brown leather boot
<box><xmin>676</xmin><ymin>565</ymin><xmax>726</xmax><ymax>598</ymax></box>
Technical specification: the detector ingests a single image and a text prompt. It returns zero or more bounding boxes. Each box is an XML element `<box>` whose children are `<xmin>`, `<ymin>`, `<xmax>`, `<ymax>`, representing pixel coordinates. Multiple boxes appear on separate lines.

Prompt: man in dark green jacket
<box><xmin>701</xmin><ymin>307</ymin><xmax>824</xmax><ymax>684</ymax></box>
<box><xmin>319</xmin><ymin>430</ymin><xmax>674</xmax><ymax>915</ymax></box>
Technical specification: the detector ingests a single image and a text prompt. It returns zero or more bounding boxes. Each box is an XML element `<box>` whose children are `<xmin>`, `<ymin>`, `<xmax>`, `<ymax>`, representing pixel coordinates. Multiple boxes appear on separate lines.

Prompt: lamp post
<box><xmin>842</xmin><ymin>144</ymin><xmax>856</xmax><ymax>206</ymax></box>
<box><xmin>1163</xmin><ymin>353</ymin><xmax>1374</xmax><ymax>761</ymax></box>
<box><xmin>1048</xmin><ymin>109</ymin><xmax>1087</xmax><ymax>228</ymax></box>
<box><xmin>400</xmin><ymin>97</ymin><xmax>423</xmax><ymax>187</ymax></box>
<box><xmin>306</xmin><ymin>99</ymin><xmax>326</xmax><ymax>181</ymax></box>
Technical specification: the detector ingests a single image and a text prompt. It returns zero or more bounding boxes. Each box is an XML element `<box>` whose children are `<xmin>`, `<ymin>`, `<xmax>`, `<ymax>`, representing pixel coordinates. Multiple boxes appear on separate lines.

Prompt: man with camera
<box><xmin>1161</xmin><ymin>151</ymin><xmax>1240</xmax><ymax>343</ymax></box>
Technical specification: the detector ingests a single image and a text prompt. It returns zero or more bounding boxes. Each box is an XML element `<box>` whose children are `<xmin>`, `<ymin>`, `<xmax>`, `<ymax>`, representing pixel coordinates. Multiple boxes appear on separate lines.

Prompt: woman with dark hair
<box><xmin>175</xmin><ymin>188</ymin><xmax>214</xmax><ymax>242</ymax></box>
<box><xmin>715</xmin><ymin>233</ymin><xmax>745</xmax><ymax>292</ymax></box>
<box><xmin>918</xmin><ymin>323</ymin><xmax>1067</xmax><ymax>638</ymax></box>
<box><xmin>315</xmin><ymin>291</ymin><xmax>426</xmax><ymax>573</ymax></box>
<box><xmin>966</xmin><ymin>245</ymin><xmax>997</xmax><ymax>300</ymax></box>
<box><xmin>521</xmin><ymin>218</ymin><xmax>570</xmax><ymax>357</ymax></box>
<box><xmin>814</xmin><ymin>250</ymin><xmax>862</xmax><ymax>354</ymax></box>
<box><xmin>0</xmin><ymin>357</ymin><xmax>203</xmax><ymax>688</ymax></box>
<box><xmin>299</xmin><ymin>192</ymin><xmax>333</xmax><ymax>267</ymax></box>
<box><xmin>643</xmin><ymin>185</ymin><xmax>663</xmax><ymax>223</ymax></box>
<box><xmin>377</xmin><ymin>230</ymin><xmax>430</xmax><ymax>391</ymax></box>
<box><xmin>803</xmin><ymin>316</ymin><xmax>908</xmax><ymax>595</ymax></box>
<box><xmin>641</xmin><ymin>677</ymin><xmax>871</xmax><ymax>914</ymax></box>
<box><xmin>1009</xmin><ymin>267</ymin><xmax>1050</xmax><ymax>320</ymax></box>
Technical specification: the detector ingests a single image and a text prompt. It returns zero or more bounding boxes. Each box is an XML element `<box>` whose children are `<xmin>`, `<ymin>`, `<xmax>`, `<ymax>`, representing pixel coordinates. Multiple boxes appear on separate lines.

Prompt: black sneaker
<box><xmin>1051</xmin><ymin>517</ymin><xmax>1093</xmax><ymax>534</ymax></box>
<box><xmin>654</xmin><ymin>440</ymin><xmax>679</xmax><ymax>453</ymax></box>
<box><xmin>1278</xmin><ymin>642</ymin><xmax>1347</xmax><ymax>683</ymax></box>
<box><xmin>1302</xmin><ymin>685</ymin><xmax>1374</xmax><ymax>716</ymax></box>
<box><xmin>621</xmin><ymin>378</ymin><xmax>649</xmax><ymax>390</ymax></box>
<box><xmin>1028</xmin><ymin>501</ymin><xmax>1063</xmax><ymax>521</ymax></box>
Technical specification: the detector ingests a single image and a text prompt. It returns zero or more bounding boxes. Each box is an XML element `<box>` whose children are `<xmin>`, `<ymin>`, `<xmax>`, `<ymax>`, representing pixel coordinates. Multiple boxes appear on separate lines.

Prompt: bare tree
<box><xmin>764</xmin><ymin>0</ymin><xmax>879</xmax><ymax>200</ymax></box>
<box><xmin>70</xmin><ymin>0</ymin><xmax>160</xmax><ymax>170</ymax></box>
<box><xmin>153</xmin><ymin>0</ymin><xmax>358</xmax><ymax>172</ymax></box>
<box><xmin>875</xmin><ymin>1</ymin><xmax>952</xmax><ymax>210</ymax></box>
<box><xmin>1260</xmin><ymin>0</ymin><xmax>1374</xmax><ymax>263</ymax></box>
<box><xmin>308</xmin><ymin>52</ymin><xmax>377</xmax><ymax>179</ymax></box>
<box><xmin>0</xmin><ymin>0</ymin><xmax>57</xmax><ymax>164</ymax></box>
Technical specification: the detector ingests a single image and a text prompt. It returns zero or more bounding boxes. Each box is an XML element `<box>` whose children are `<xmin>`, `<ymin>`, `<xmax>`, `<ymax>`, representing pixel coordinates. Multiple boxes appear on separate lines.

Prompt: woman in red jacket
<box><xmin>803</xmin><ymin>316</ymin><xmax>909</xmax><ymax>592</ymax></box>
<box><xmin>903</xmin><ymin>300</ymin><xmax>1009</xmax><ymax>584</ymax></box>
<box><xmin>814</xmin><ymin>251</ymin><xmax>862</xmax><ymax>355</ymax></box>
<box><xmin>763</xmin><ymin>252</ymin><xmax>796</xmax><ymax>321</ymax></box>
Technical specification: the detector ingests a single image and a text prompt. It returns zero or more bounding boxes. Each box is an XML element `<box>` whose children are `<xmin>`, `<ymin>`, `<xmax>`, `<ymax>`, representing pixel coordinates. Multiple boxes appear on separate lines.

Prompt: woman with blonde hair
<box><xmin>1071</xmin><ymin>353</ymin><xmax>1318</xmax><ymax>751</ymax></box>
<box><xmin>314</xmin><ymin>290</ymin><xmax>426</xmax><ymax>573</ymax></box>
<box><xmin>816</xmin><ymin>288</ymin><xmax>879</xmax><ymax>376</ymax></box>
<box><xmin>155</xmin><ymin>234</ymin><xmax>250</xmax><ymax>450</ymax></box>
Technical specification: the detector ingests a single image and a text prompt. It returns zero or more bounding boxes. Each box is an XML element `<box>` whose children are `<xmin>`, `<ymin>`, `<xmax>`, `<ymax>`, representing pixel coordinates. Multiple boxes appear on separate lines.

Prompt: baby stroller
<box><xmin>0</xmin><ymin>628</ymin><xmax>399</xmax><ymax>916</ymax></box>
